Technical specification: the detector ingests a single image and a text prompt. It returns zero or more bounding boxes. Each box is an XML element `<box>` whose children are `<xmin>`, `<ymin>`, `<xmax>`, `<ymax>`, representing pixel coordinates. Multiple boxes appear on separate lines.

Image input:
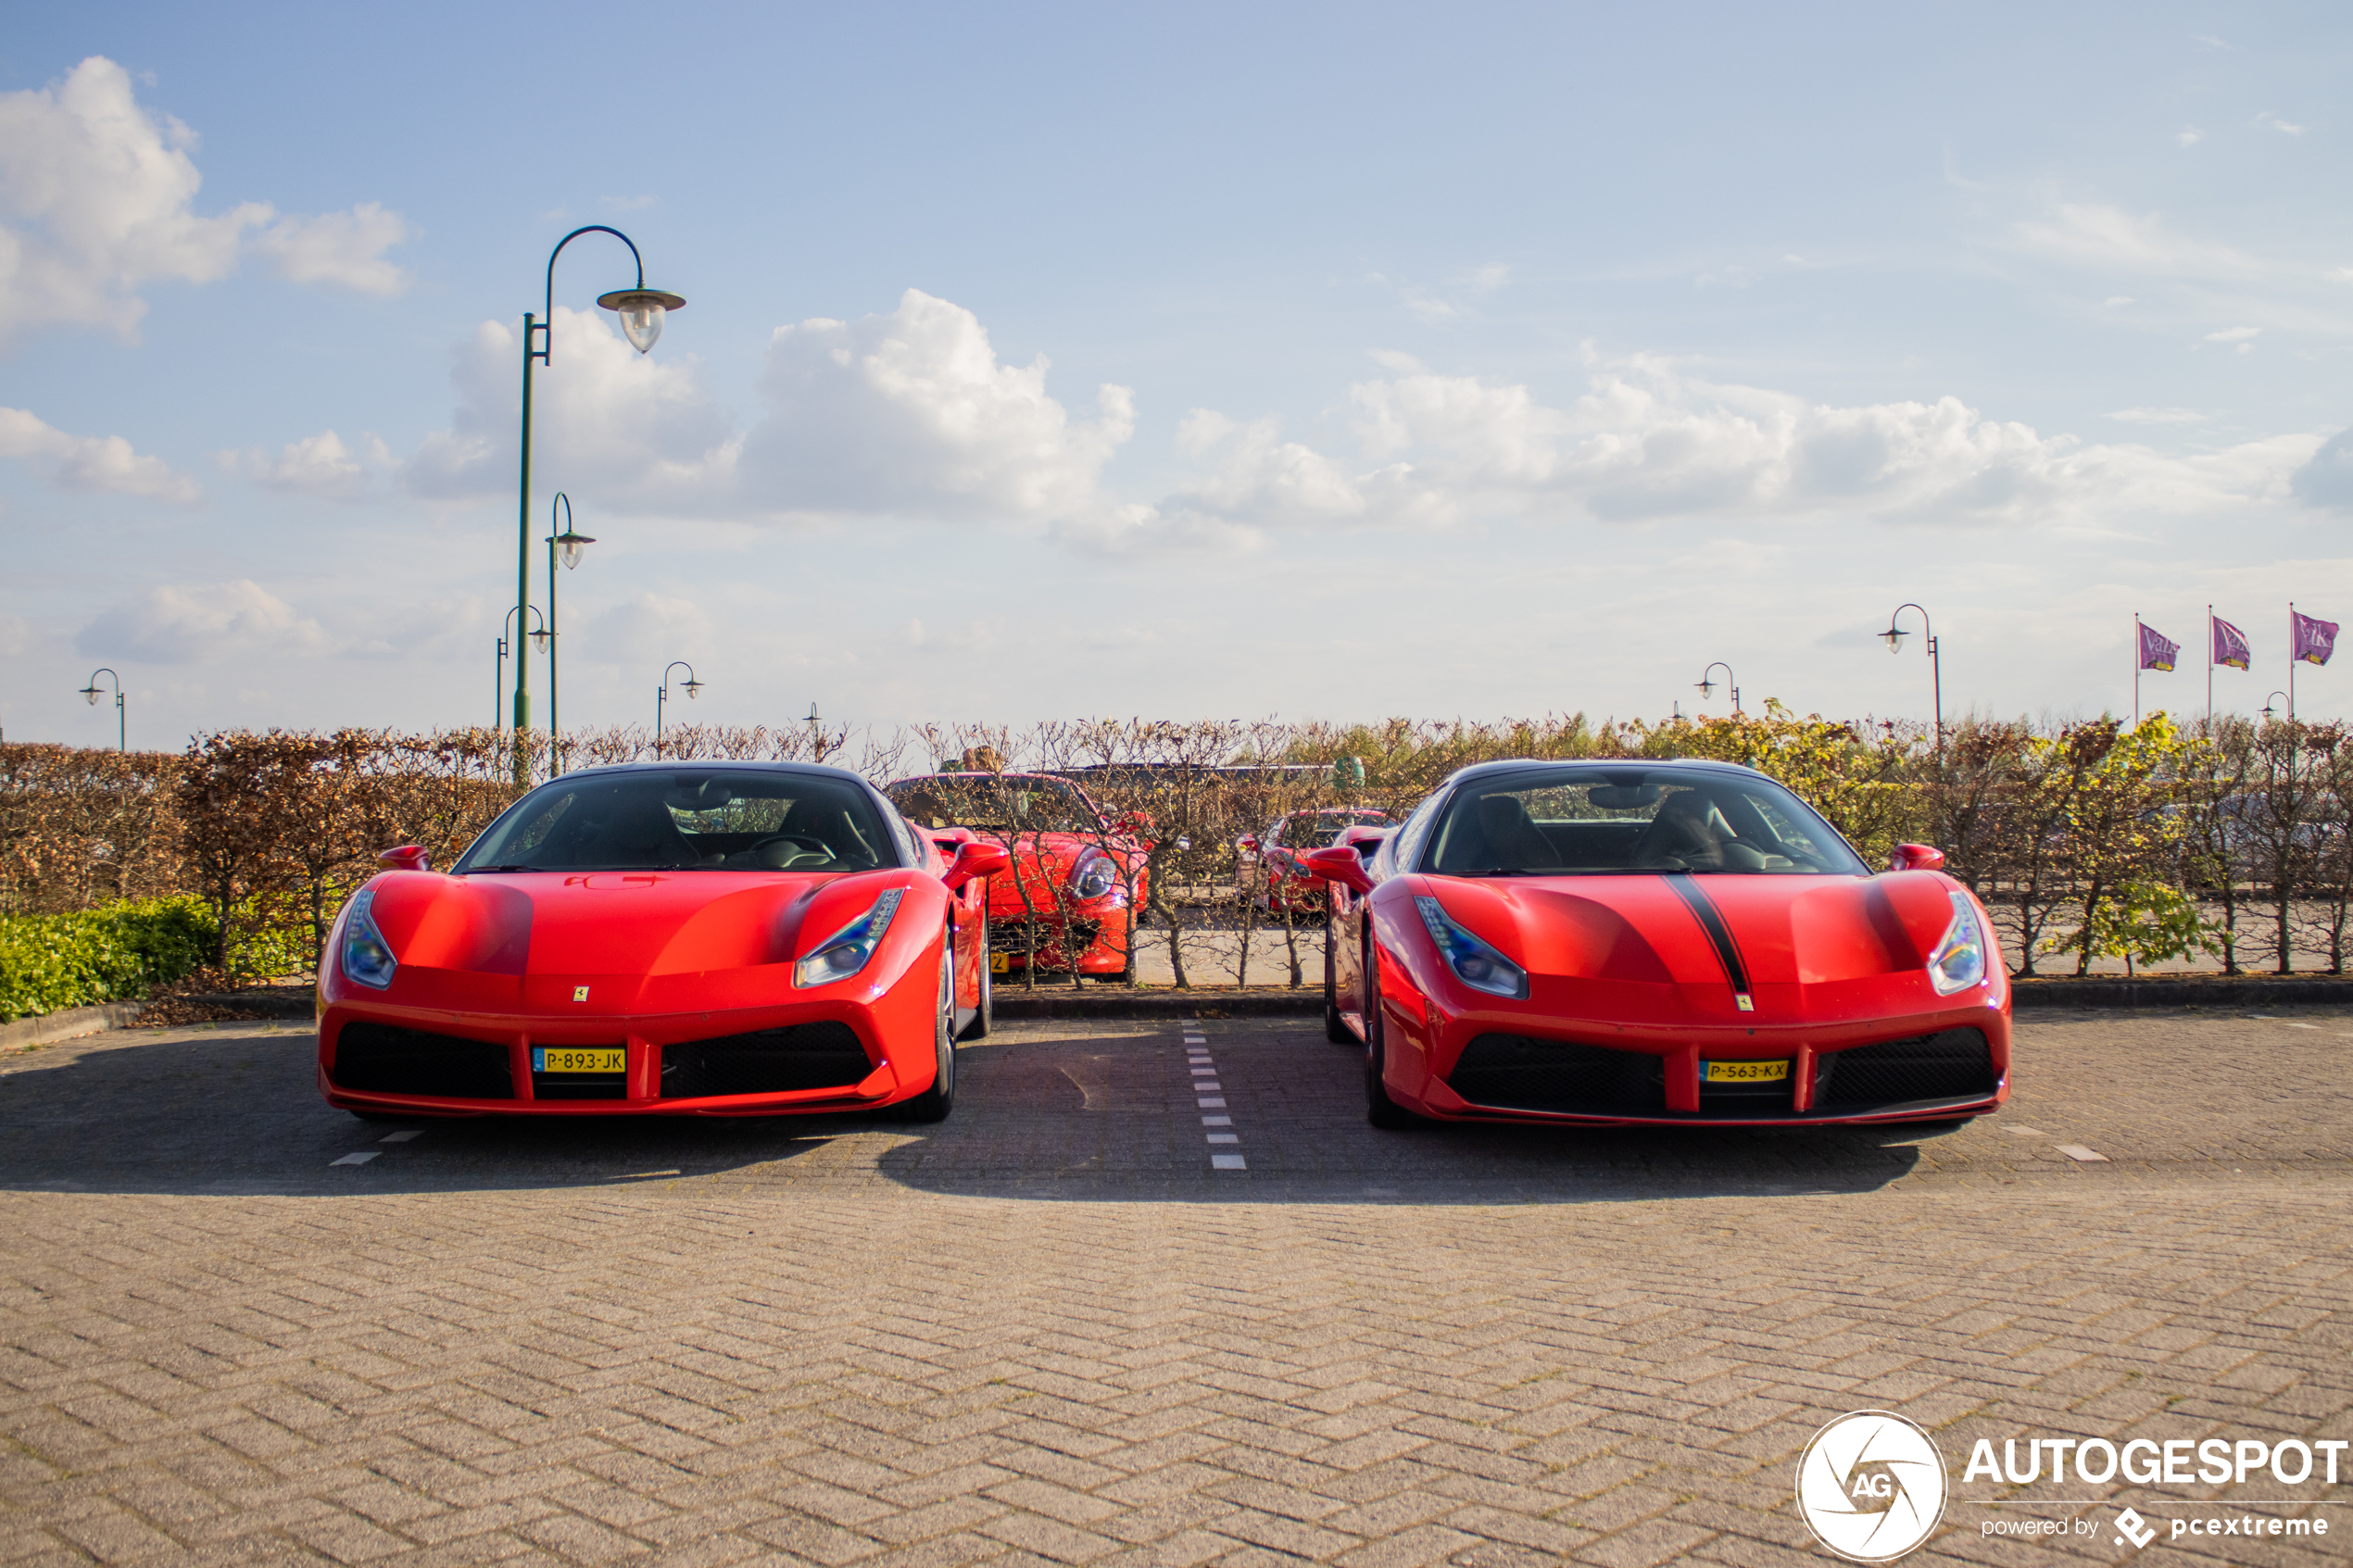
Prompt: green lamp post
<box><xmin>79</xmin><ymin>669</ymin><xmax>124</xmax><ymax>752</ymax></box>
<box><xmin>545</xmin><ymin>492</ymin><xmax>596</xmax><ymax>776</ymax></box>
<box><xmin>513</xmin><ymin>225</ymin><xmax>683</xmax><ymax>782</ymax></box>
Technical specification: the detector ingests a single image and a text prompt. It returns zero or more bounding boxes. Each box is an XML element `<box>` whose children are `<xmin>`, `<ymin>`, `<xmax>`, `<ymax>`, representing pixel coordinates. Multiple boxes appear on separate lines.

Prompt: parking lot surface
<box><xmin>1</xmin><ymin>1009</ymin><xmax>2347</xmax><ymax>1565</ymax></box>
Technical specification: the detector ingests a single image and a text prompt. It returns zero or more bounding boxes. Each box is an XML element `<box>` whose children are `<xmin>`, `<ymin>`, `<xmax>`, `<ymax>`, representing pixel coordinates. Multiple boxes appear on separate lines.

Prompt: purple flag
<box><xmin>2137</xmin><ymin>621</ymin><xmax>2178</xmax><ymax>672</ymax></box>
<box><xmin>2293</xmin><ymin>610</ymin><xmax>2339</xmax><ymax>667</ymax></box>
<box><xmin>2211</xmin><ymin>616</ymin><xmax>2251</xmax><ymax>671</ymax></box>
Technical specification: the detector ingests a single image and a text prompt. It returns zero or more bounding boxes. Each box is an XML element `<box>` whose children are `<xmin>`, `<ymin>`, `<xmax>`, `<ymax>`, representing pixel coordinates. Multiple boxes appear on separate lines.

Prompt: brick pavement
<box><xmin>0</xmin><ymin>1009</ymin><xmax>2347</xmax><ymax>1565</ymax></box>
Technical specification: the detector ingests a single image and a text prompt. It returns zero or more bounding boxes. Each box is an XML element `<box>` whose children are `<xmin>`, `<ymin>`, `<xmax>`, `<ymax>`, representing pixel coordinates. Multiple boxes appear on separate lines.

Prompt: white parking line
<box><xmin>329</xmin><ymin>1151</ymin><xmax>378</xmax><ymax>1166</ymax></box>
<box><xmin>1184</xmin><ymin>1026</ymin><xmax>1244</xmax><ymax>1171</ymax></box>
<box><xmin>380</xmin><ymin>1129</ymin><xmax>422</xmax><ymax>1143</ymax></box>
<box><xmin>2055</xmin><ymin>1144</ymin><xmax>2109</xmax><ymax>1162</ymax></box>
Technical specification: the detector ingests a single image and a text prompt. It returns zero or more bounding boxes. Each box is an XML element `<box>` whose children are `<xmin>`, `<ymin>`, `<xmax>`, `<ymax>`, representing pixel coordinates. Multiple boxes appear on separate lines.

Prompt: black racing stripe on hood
<box><xmin>1664</xmin><ymin>873</ymin><xmax>1751</xmax><ymax>996</ymax></box>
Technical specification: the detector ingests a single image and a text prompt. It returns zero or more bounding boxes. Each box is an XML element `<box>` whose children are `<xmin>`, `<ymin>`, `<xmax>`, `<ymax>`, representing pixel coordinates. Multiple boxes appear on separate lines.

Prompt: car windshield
<box><xmin>455</xmin><ymin>770</ymin><xmax>895</xmax><ymax>872</ymax></box>
<box><xmin>886</xmin><ymin>775</ymin><xmax>1101</xmax><ymax>834</ymax></box>
<box><xmin>1278</xmin><ymin>810</ymin><xmax>1392</xmax><ymax>848</ymax></box>
<box><xmin>1421</xmin><ymin>769</ymin><xmax>1868</xmax><ymax>876</ymax></box>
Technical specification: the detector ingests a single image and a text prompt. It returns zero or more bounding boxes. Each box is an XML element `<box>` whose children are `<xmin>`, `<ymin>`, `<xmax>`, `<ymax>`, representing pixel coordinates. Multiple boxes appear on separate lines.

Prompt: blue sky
<box><xmin>4</xmin><ymin>3</ymin><xmax>2349</xmax><ymax>748</ymax></box>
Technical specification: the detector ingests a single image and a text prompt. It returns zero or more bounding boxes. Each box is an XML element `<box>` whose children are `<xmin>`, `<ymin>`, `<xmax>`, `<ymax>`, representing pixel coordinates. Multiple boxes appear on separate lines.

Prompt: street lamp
<box><xmin>657</xmin><ymin>660</ymin><xmax>703</xmax><ymax>747</ymax></box>
<box><xmin>512</xmin><ymin>225</ymin><xmax>684</xmax><ymax>782</ymax></box>
<box><xmin>545</xmin><ymin>492</ymin><xmax>596</xmax><ymax>776</ymax></box>
<box><xmin>1879</xmin><ymin>603</ymin><xmax>1943</xmax><ymax>755</ymax></box>
<box><xmin>496</xmin><ymin>605</ymin><xmax>547</xmax><ymax>733</ymax></box>
<box><xmin>807</xmin><ymin>701</ymin><xmax>823</xmax><ymax>759</ymax></box>
<box><xmin>1695</xmin><ymin>662</ymin><xmax>1741</xmax><ymax>716</ymax></box>
<box><xmin>78</xmin><ymin>669</ymin><xmax>124</xmax><ymax>752</ymax></box>
<box><xmin>2262</xmin><ymin>691</ymin><xmax>2291</xmax><ymax>721</ymax></box>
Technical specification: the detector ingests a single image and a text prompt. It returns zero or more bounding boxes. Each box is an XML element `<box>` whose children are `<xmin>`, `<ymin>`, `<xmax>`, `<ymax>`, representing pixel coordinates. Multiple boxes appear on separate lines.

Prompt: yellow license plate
<box><xmin>535</xmin><ymin>1047</ymin><xmax>625</xmax><ymax>1073</ymax></box>
<box><xmin>1704</xmin><ymin>1060</ymin><xmax>1789</xmax><ymax>1084</ymax></box>
<box><xmin>989</xmin><ymin>952</ymin><xmax>1010</xmax><ymax>974</ymax></box>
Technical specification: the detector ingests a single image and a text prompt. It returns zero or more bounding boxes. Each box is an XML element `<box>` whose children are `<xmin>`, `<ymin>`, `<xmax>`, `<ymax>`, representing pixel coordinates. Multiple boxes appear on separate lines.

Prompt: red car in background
<box><xmin>886</xmin><ymin>771</ymin><xmax>1150</xmax><ymax>982</ymax></box>
<box><xmin>1309</xmin><ymin>759</ymin><xmax>2010</xmax><ymax>1131</ymax></box>
<box><xmin>1235</xmin><ymin>808</ymin><xmax>1395</xmax><ymax>912</ymax></box>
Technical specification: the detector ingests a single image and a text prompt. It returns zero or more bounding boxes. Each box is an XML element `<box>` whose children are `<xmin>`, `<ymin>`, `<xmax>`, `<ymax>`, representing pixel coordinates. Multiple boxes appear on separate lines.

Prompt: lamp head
<box><xmin>683</xmin><ymin>677</ymin><xmax>703</xmax><ymax>700</ymax></box>
<box><xmin>555</xmin><ymin>529</ymin><xmax>596</xmax><ymax>571</ymax></box>
<box><xmin>1881</xmin><ymin>626</ymin><xmax>1906</xmax><ymax>654</ymax></box>
<box><xmin>598</xmin><ymin>288</ymin><xmax>686</xmax><ymax>354</ymax></box>
<box><xmin>1695</xmin><ymin>677</ymin><xmax>1715</xmax><ymax>698</ymax></box>
<box><xmin>80</xmin><ymin>684</ymin><xmax>100</xmax><ymax>706</ymax></box>
<box><xmin>530</xmin><ymin>627</ymin><xmax>551</xmax><ymax>652</ymax></box>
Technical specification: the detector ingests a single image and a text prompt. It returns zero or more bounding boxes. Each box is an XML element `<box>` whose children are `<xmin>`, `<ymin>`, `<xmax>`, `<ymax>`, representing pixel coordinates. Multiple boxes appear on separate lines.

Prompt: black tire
<box><xmin>961</xmin><ymin>938</ymin><xmax>993</xmax><ymax>1040</ymax></box>
<box><xmin>1364</xmin><ymin>936</ymin><xmax>1420</xmax><ymax>1129</ymax></box>
<box><xmin>895</xmin><ymin>945</ymin><xmax>957</xmax><ymax>1123</ymax></box>
<box><xmin>1323</xmin><ymin>913</ymin><xmax>1355</xmax><ymax>1044</ymax></box>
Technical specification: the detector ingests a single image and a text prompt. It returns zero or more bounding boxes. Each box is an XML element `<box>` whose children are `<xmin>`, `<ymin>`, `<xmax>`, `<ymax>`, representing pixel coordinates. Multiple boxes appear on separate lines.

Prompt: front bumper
<box><xmin>316</xmin><ymin>995</ymin><xmax>923</xmax><ymax>1117</ymax></box>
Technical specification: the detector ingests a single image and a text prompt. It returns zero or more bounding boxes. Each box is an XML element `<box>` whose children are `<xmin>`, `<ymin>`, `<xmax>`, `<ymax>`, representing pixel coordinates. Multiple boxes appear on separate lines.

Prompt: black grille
<box><xmin>532</xmin><ymin>1045</ymin><xmax>628</xmax><ymax>1101</ymax></box>
<box><xmin>1814</xmin><ymin>1028</ymin><xmax>1996</xmax><ymax>1109</ymax></box>
<box><xmin>661</xmin><ymin>1022</ymin><xmax>874</xmax><ymax>1099</ymax></box>
<box><xmin>332</xmin><ymin>1022</ymin><xmax>513</xmax><ymax>1099</ymax></box>
<box><xmin>1697</xmin><ymin>1064</ymin><xmax>1795</xmax><ymax>1117</ymax></box>
<box><xmin>1448</xmin><ymin>1034</ymin><xmax>1668</xmax><ymax>1115</ymax></box>
<box><xmin>988</xmin><ymin>918</ymin><xmax>1102</xmax><ymax>962</ymax></box>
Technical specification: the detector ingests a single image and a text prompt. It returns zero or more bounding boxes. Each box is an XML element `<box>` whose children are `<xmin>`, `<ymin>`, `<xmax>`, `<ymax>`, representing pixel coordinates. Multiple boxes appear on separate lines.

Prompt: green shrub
<box><xmin>0</xmin><ymin>897</ymin><xmax>219</xmax><ymax>1022</ymax></box>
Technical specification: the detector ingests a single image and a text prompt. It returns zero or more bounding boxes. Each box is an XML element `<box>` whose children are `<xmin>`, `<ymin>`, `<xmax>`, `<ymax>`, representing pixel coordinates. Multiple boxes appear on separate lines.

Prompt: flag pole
<box><xmin>2133</xmin><ymin>612</ymin><xmax>2142</xmax><ymax>726</ymax></box>
<box><xmin>2290</xmin><ymin>601</ymin><xmax>2297</xmax><ymax>721</ymax></box>
<box><xmin>2206</xmin><ymin>604</ymin><xmax>2213</xmax><ymax>734</ymax></box>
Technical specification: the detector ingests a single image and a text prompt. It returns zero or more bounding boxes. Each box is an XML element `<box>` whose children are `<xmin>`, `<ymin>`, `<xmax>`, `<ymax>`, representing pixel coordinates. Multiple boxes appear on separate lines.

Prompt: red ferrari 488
<box><xmin>884</xmin><ymin>771</ymin><xmax>1148</xmax><ymax>981</ymax></box>
<box><xmin>316</xmin><ymin>763</ymin><xmax>1005</xmax><ymax>1122</ymax></box>
<box><xmin>1310</xmin><ymin>759</ymin><xmax>2010</xmax><ymax>1130</ymax></box>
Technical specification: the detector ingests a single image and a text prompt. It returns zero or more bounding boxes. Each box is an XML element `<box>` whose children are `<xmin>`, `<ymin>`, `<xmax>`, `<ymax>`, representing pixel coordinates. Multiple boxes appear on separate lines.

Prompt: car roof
<box><xmin>549</xmin><ymin>759</ymin><xmax>879</xmax><ymax>789</ymax></box>
<box><xmin>1441</xmin><ymin>757</ymin><xmax>1773</xmax><ymax>789</ymax></box>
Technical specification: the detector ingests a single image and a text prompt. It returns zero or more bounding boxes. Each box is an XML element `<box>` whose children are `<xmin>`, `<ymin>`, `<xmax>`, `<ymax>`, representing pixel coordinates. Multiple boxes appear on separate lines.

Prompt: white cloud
<box><xmin>2177</xmin><ymin>127</ymin><xmax>2203</xmax><ymax>147</ymax></box>
<box><xmin>582</xmin><ymin>593</ymin><xmax>719</xmax><ymax>667</ymax></box>
<box><xmin>0</xmin><ymin>406</ymin><xmax>201</xmax><ymax>501</ymax></box>
<box><xmin>409</xmin><ymin>289</ymin><xmax>1134</xmax><ymax>525</ymax></box>
<box><xmin>2104</xmin><ymin>295</ymin><xmax>2135</xmax><ymax>307</ymax></box>
<box><xmin>2204</xmin><ymin>325</ymin><xmax>2261</xmax><ymax>353</ymax></box>
<box><xmin>0</xmin><ymin>56</ymin><xmax>410</xmax><ymax>349</ymax></box>
<box><xmin>2108</xmin><ymin>408</ymin><xmax>2206</xmax><ymax>424</ymax></box>
<box><xmin>2293</xmin><ymin>429</ymin><xmax>2353</xmax><ymax>511</ymax></box>
<box><xmin>2254</xmin><ymin>112</ymin><xmax>2309</xmax><ymax>136</ymax></box>
<box><xmin>76</xmin><ymin>579</ymin><xmax>329</xmax><ymax>663</ymax></box>
<box><xmin>1088</xmin><ymin>355</ymin><xmax>2324</xmax><ymax>551</ymax></box>
<box><xmin>220</xmin><ymin>429</ymin><xmax>381</xmax><ymax>498</ymax></box>
<box><xmin>743</xmin><ymin>289</ymin><xmax>1133</xmax><ymax>518</ymax></box>
<box><xmin>2013</xmin><ymin>202</ymin><xmax>2266</xmax><ymax>279</ymax></box>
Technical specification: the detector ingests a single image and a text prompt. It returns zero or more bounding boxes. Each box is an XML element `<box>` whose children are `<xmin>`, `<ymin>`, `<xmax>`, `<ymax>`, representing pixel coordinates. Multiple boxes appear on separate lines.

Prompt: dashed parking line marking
<box><xmin>379</xmin><ymin>1129</ymin><xmax>422</xmax><ymax>1143</ymax></box>
<box><xmin>2056</xmin><ymin>1144</ymin><xmax>2110</xmax><ymax>1162</ymax></box>
<box><xmin>2004</xmin><ymin>1126</ymin><xmax>2050</xmax><ymax>1136</ymax></box>
<box><xmin>329</xmin><ymin>1151</ymin><xmax>378</xmax><ymax>1166</ymax></box>
<box><xmin>1183</xmin><ymin>1026</ymin><xmax>1245</xmax><ymax>1171</ymax></box>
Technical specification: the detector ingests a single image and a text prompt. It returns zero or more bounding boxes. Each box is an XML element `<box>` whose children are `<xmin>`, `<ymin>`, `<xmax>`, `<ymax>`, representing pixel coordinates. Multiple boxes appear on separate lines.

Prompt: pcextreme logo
<box><xmin>1795</xmin><ymin>1411</ymin><xmax>1949</xmax><ymax>1562</ymax></box>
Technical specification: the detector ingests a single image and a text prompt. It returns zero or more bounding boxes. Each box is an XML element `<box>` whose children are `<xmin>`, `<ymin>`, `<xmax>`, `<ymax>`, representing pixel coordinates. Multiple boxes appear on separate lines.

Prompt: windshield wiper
<box><xmin>462</xmin><ymin>865</ymin><xmax>536</xmax><ymax>873</ymax></box>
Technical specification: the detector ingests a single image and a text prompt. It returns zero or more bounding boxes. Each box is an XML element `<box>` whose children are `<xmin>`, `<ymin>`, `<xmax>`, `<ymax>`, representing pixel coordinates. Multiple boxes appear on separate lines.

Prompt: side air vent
<box><xmin>332</xmin><ymin>1022</ymin><xmax>513</xmax><ymax>1099</ymax></box>
<box><xmin>661</xmin><ymin>1022</ymin><xmax>875</xmax><ymax>1099</ymax></box>
<box><xmin>1448</xmin><ymin>1034</ymin><xmax>1669</xmax><ymax>1116</ymax></box>
<box><xmin>1814</xmin><ymin>1028</ymin><xmax>1996</xmax><ymax>1110</ymax></box>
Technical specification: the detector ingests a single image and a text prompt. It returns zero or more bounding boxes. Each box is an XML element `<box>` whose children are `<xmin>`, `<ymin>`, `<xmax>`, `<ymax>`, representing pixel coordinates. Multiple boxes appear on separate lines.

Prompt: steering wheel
<box><xmin>748</xmin><ymin>833</ymin><xmax>837</xmax><ymax>869</ymax></box>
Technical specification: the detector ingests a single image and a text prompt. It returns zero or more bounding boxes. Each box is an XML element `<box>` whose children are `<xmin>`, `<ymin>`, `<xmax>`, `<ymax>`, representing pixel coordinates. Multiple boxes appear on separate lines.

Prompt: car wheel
<box><xmin>1363</xmin><ymin>936</ymin><xmax>1420</xmax><ymax>1129</ymax></box>
<box><xmin>1322</xmin><ymin>909</ymin><xmax>1354</xmax><ymax>1045</ymax></box>
<box><xmin>962</xmin><ymin>938</ymin><xmax>993</xmax><ymax>1040</ymax></box>
<box><xmin>896</xmin><ymin>945</ymin><xmax>957</xmax><ymax>1123</ymax></box>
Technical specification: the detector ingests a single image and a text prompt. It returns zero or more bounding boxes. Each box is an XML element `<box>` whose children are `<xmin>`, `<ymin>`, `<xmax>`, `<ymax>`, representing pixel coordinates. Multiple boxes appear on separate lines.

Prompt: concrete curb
<box><xmin>994</xmin><ymin>990</ymin><xmax>1320</xmax><ymax>1020</ymax></box>
<box><xmin>181</xmin><ymin>991</ymin><xmax>315</xmax><ymax>1020</ymax></box>
<box><xmin>0</xmin><ymin>1001</ymin><xmax>147</xmax><ymax>1050</ymax></box>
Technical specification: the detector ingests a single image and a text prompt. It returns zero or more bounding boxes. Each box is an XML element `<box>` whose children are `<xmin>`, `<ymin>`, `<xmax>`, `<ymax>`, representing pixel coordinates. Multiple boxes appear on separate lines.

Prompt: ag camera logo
<box><xmin>1796</xmin><ymin>1411</ymin><xmax>1948</xmax><ymax>1562</ymax></box>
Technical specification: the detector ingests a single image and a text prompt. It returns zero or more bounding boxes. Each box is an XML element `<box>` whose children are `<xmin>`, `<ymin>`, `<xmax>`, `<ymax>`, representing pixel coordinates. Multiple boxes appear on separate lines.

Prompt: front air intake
<box><xmin>1447</xmin><ymin>1034</ymin><xmax>1669</xmax><ymax>1115</ymax></box>
<box><xmin>661</xmin><ymin>1022</ymin><xmax>875</xmax><ymax>1098</ymax></box>
<box><xmin>332</xmin><ymin>1022</ymin><xmax>514</xmax><ymax>1099</ymax></box>
<box><xmin>1814</xmin><ymin>1028</ymin><xmax>1996</xmax><ymax>1110</ymax></box>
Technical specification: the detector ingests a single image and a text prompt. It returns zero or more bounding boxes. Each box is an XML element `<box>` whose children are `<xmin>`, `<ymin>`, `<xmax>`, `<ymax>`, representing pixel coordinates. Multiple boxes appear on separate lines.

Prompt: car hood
<box><xmin>1427</xmin><ymin>871</ymin><xmax>1968</xmax><ymax>987</ymax></box>
<box><xmin>363</xmin><ymin>869</ymin><xmax>850</xmax><ymax>978</ymax></box>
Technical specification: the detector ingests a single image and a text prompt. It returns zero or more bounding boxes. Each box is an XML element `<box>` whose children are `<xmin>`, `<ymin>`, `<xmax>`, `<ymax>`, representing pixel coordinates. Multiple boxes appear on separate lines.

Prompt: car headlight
<box><xmin>1926</xmin><ymin>891</ymin><xmax>1988</xmax><ymax>995</ymax></box>
<box><xmin>1415</xmin><ymin>896</ymin><xmax>1528</xmax><ymax>999</ymax></box>
<box><xmin>794</xmin><ymin>889</ymin><xmax>904</xmax><ymax>987</ymax></box>
<box><xmin>1068</xmin><ymin>848</ymin><xmax>1118</xmax><ymax>900</ymax></box>
<box><xmin>342</xmin><ymin>890</ymin><xmax>396</xmax><ymax>990</ymax></box>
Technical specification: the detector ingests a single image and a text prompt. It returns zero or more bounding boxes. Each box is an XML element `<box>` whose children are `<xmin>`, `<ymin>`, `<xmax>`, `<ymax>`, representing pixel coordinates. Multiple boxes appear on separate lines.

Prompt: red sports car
<box><xmin>885</xmin><ymin>771</ymin><xmax>1148</xmax><ymax>980</ymax></box>
<box><xmin>1309</xmin><ymin>759</ymin><xmax>2010</xmax><ymax>1129</ymax></box>
<box><xmin>316</xmin><ymin>763</ymin><xmax>1005</xmax><ymax>1121</ymax></box>
<box><xmin>1235</xmin><ymin>808</ymin><xmax>1396</xmax><ymax>913</ymax></box>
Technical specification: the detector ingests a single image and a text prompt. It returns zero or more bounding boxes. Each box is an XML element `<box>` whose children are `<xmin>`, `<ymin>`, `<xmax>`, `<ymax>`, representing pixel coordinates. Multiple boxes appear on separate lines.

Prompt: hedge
<box><xmin>0</xmin><ymin>897</ymin><xmax>220</xmax><ymax>1022</ymax></box>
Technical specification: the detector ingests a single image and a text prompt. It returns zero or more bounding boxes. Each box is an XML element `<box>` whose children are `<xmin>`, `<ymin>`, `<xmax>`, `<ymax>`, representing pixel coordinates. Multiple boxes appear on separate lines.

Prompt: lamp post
<box><xmin>657</xmin><ymin>661</ymin><xmax>703</xmax><ymax>748</ymax></box>
<box><xmin>1695</xmin><ymin>662</ymin><xmax>1741</xmax><ymax>716</ymax></box>
<box><xmin>497</xmin><ymin>606</ymin><xmax>547</xmax><ymax>737</ymax></box>
<box><xmin>78</xmin><ymin>669</ymin><xmax>124</xmax><ymax>752</ymax></box>
<box><xmin>1879</xmin><ymin>603</ymin><xmax>1943</xmax><ymax>755</ymax></box>
<box><xmin>2263</xmin><ymin>691</ymin><xmax>2291</xmax><ymax>721</ymax></box>
<box><xmin>807</xmin><ymin>701</ymin><xmax>823</xmax><ymax>759</ymax></box>
<box><xmin>545</xmin><ymin>492</ymin><xmax>596</xmax><ymax>776</ymax></box>
<box><xmin>513</xmin><ymin>225</ymin><xmax>684</xmax><ymax>782</ymax></box>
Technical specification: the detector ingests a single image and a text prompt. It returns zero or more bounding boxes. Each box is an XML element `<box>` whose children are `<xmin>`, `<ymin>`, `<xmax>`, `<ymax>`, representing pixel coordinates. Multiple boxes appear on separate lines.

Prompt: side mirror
<box><xmin>1236</xmin><ymin>834</ymin><xmax>1260</xmax><ymax>853</ymax></box>
<box><xmin>943</xmin><ymin>841</ymin><xmax>1010</xmax><ymax>891</ymax></box>
<box><xmin>1338</xmin><ymin>825</ymin><xmax>1391</xmax><ymax>859</ymax></box>
<box><xmin>378</xmin><ymin>845</ymin><xmax>430</xmax><ymax>872</ymax></box>
<box><xmin>1301</xmin><ymin>845</ymin><xmax>1375</xmax><ymax>896</ymax></box>
<box><xmin>1890</xmin><ymin>843</ymin><xmax>1945</xmax><ymax>873</ymax></box>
